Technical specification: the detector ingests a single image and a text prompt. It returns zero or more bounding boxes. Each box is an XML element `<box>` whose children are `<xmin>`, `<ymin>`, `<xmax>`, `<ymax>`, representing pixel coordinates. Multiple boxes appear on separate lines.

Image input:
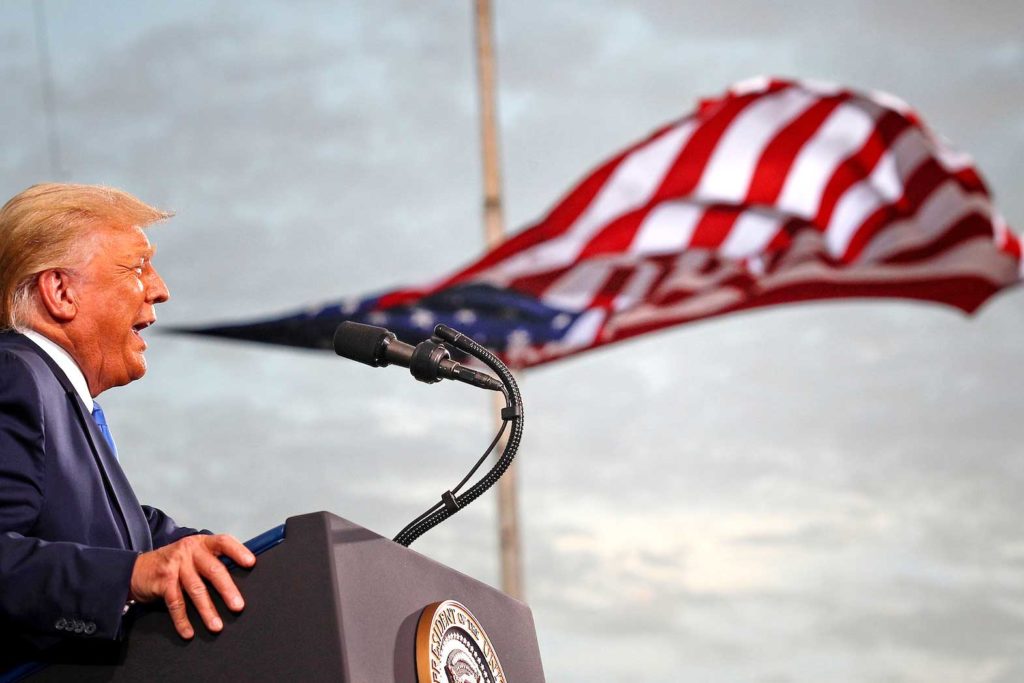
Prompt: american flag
<box><xmin>187</xmin><ymin>77</ymin><xmax>1023</xmax><ymax>368</ymax></box>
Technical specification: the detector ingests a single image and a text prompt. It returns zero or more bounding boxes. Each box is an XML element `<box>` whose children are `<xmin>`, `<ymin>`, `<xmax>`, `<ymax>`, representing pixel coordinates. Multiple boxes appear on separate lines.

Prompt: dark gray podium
<box><xmin>29</xmin><ymin>512</ymin><xmax>546</xmax><ymax>682</ymax></box>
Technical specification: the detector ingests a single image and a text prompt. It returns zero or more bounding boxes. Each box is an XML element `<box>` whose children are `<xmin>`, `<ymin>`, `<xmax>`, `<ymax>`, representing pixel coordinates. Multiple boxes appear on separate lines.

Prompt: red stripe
<box><xmin>746</xmin><ymin>95</ymin><xmax>849</xmax><ymax>205</ymax></box>
<box><xmin>436</xmin><ymin>154</ymin><xmax>625</xmax><ymax>288</ymax></box>
<box><xmin>656</xmin><ymin>92</ymin><xmax>764</xmax><ymax>200</ymax></box>
<box><xmin>577</xmin><ymin>206</ymin><xmax>650</xmax><ymax>258</ymax></box>
<box><xmin>1003</xmin><ymin>229</ymin><xmax>1022</xmax><ymax>261</ymax></box>
<box><xmin>509</xmin><ymin>272</ymin><xmax>1002</xmax><ymax>368</ymax></box>
<box><xmin>641</xmin><ymin>254</ymin><xmax>682</xmax><ymax>303</ymax></box>
<box><xmin>508</xmin><ymin>265</ymin><xmax>574</xmax><ymax>298</ymax></box>
<box><xmin>652</xmin><ymin>272</ymin><xmax>755</xmax><ymax>307</ymax></box>
<box><xmin>812</xmin><ymin>109</ymin><xmax>912</xmax><ymax>231</ymax></box>
<box><xmin>765</xmin><ymin>221</ymin><xmax>796</xmax><ymax>253</ymax></box>
<box><xmin>598</xmin><ymin>275</ymin><xmax>1002</xmax><ymax>351</ymax></box>
<box><xmin>587</xmin><ymin>267</ymin><xmax>634</xmax><ymax>310</ymax></box>
<box><xmin>882</xmin><ymin>212</ymin><xmax>996</xmax><ymax>265</ymax></box>
<box><xmin>842</xmin><ymin>157</ymin><xmax>947</xmax><ymax>263</ymax></box>
<box><xmin>378</xmin><ymin>287</ymin><xmax>429</xmax><ymax>309</ymax></box>
<box><xmin>433</xmin><ymin>120</ymin><xmax>692</xmax><ymax>289</ymax></box>
<box><xmin>953</xmin><ymin>167</ymin><xmax>988</xmax><ymax>196</ymax></box>
<box><xmin>688</xmin><ymin>205</ymin><xmax>742</xmax><ymax>249</ymax></box>
<box><xmin>843</xmin><ymin>158</ymin><xmax>992</xmax><ymax>263</ymax></box>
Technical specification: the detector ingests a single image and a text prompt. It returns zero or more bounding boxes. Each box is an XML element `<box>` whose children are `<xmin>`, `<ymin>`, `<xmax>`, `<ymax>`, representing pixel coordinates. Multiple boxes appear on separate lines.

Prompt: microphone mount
<box><xmin>334</xmin><ymin>321</ymin><xmax>504</xmax><ymax>392</ymax></box>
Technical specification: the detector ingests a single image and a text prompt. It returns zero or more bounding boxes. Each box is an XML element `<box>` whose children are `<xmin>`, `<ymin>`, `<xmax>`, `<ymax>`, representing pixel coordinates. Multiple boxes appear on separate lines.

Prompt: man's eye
<box><xmin>134</xmin><ymin>267</ymin><xmax>144</xmax><ymax>276</ymax></box>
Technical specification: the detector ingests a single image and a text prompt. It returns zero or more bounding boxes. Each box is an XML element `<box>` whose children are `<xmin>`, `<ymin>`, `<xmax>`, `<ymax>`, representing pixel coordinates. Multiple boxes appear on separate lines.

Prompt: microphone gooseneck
<box><xmin>391</xmin><ymin>323</ymin><xmax>524</xmax><ymax>547</ymax></box>
<box><xmin>332</xmin><ymin>321</ymin><xmax>524</xmax><ymax>547</ymax></box>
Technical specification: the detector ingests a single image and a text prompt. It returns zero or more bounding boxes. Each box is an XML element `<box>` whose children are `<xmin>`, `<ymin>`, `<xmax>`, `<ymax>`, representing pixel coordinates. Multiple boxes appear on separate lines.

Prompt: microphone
<box><xmin>333</xmin><ymin>321</ymin><xmax>504</xmax><ymax>392</ymax></box>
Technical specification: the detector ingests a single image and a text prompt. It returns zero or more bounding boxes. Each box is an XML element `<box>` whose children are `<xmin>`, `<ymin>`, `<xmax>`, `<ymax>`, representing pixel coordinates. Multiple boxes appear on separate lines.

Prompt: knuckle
<box><xmin>186</xmin><ymin>581</ymin><xmax>208</xmax><ymax>597</ymax></box>
<box><xmin>175</xmin><ymin>535</ymin><xmax>200</xmax><ymax>553</ymax></box>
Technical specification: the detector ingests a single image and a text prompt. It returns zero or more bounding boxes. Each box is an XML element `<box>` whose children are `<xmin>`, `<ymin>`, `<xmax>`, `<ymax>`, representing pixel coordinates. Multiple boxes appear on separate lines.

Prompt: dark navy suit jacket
<box><xmin>0</xmin><ymin>331</ymin><xmax>199</xmax><ymax>661</ymax></box>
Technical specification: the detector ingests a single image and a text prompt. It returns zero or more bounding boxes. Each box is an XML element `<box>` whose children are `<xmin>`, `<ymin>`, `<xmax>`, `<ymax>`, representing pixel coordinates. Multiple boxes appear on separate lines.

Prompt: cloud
<box><xmin>2</xmin><ymin>3</ymin><xmax>1024</xmax><ymax>681</ymax></box>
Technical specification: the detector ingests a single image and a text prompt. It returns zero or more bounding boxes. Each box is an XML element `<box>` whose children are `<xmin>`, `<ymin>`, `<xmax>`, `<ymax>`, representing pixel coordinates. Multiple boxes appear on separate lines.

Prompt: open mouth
<box><xmin>132</xmin><ymin>320</ymin><xmax>154</xmax><ymax>338</ymax></box>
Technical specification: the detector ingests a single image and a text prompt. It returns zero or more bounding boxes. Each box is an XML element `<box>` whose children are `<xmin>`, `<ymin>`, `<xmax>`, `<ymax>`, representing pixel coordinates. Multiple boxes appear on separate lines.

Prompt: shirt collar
<box><xmin>22</xmin><ymin>329</ymin><xmax>94</xmax><ymax>412</ymax></box>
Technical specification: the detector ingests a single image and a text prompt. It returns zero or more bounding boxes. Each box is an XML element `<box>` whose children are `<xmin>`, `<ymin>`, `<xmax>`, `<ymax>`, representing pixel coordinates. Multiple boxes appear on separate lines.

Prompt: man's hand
<box><xmin>129</xmin><ymin>534</ymin><xmax>256</xmax><ymax>640</ymax></box>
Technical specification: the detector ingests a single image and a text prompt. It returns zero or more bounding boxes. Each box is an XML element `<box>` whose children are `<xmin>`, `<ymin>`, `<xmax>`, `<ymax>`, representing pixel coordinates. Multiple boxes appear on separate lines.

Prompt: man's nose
<box><xmin>147</xmin><ymin>268</ymin><xmax>170</xmax><ymax>304</ymax></box>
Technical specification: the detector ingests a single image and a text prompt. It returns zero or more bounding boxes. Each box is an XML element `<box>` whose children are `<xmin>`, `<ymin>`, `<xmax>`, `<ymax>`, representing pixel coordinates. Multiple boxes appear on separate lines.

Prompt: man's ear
<box><xmin>35</xmin><ymin>269</ymin><xmax>78</xmax><ymax>323</ymax></box>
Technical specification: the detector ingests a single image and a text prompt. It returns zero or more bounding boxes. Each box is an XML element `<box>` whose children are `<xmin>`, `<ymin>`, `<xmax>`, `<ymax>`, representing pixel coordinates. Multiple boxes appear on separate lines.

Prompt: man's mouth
<box><xmin>132</xmin><ymin>319</ymin><xmax>155</xmax><ymax>339</ymax></box>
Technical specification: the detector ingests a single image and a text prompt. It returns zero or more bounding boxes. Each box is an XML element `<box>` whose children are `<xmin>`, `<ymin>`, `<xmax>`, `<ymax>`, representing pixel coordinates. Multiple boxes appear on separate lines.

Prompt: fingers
<box><xmin>164</xmin><ymin>582</ymin><xmax>195</xmax><ymax>640</ymax></box>
<box><xmin>180</xmin><ymin>562</ymin><xmax>223</xmax><ymax>633</ymax></box>
<box><xmin>198</xmin><ymin>550</ymin><xmax>246</xmax><ymax>613</ymax></box>
<box><xmin>207</xmin><ymin>534</ymin><xmax>257</xmax><ymax>568</ymax></box>
<box><xmin>130</xmin><ymin>534</ymin><xmax>255</xmax><ymax>639</ymax></box>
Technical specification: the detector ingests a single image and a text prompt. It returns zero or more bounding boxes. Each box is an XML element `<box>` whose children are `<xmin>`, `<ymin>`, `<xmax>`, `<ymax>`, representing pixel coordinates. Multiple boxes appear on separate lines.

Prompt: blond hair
<box><xmin>0</xmin><ymin>183</ymin><xmax>172</xmax><ymax>330</ymax></box>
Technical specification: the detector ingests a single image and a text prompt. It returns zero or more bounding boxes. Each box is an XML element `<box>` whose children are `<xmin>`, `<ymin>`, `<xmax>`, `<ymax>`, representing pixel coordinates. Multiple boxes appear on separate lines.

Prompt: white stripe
<box><xmin>719</xmin><ymin>210</ymin><xmax>783</xmax><ymax>260</ymax></box>
<box><xmin>825</xmin><ymin>127</ymin><xmax>932</xmax><ymax>256</ymax></box>
<box><xmin>776</xmin><ymin>101</ymin><xmax>881</xmax><ymax>221</ymax></box>
<box><xmin>825</xmin><ymin>185</ymin><xmax>881</xmax><ymax>257</ymax></box>
<box><xmin>696</xmin><ymin>87</ymin><xmax>819</xmax><ymax>204</ymax></box>
<box><xmin>797</xmin><ymin>78</ymin><xmax>844</xmax><ymax>97</ymax></box>
<box><xmin>729</xmin><ymin>76</ymin><xmax>772</xmax><ymax>96</ymax></box>
<box><xmin>933</xmin><ymin>138</ymin><xmax>975</xmax><ymax>173</ymax></box>
<box><xmin>629</xmin><ymin>200</ymin><xmax>703</xmax><ymax>256</ymax></box>
<box><xmin>605</xmin><ymin>286</ymin><xmax>746</xmax><ymax>335</ymax></box>
<box><xmin>489</xmin><ymin>121</ymin><xmax>698</xmax><ymax>280</ymax></box>
<box><xmin>552</xmin><ymin>309</ymin><xmax>606</xmax><ymax>351</ymax></box>
<box><xmin>540</xmin><ymin>260</ymin><xmax>616</xmax><ymax>311</ymax></box>
<box><xmin>857</xmin><ymin>179</ymin><xmax>992</xmax><ymax>263</ymax></box>
<box><xmin>993</xmin><ymin>213</ymin><xmax>1009</xmax><ymax>249</ymax></box>
<box><xmin>867</xmin><ymin>88</ymin><xmax>914</xmax><ymax>118</ymax></box>
<box><xmin>650</xmin><ymin>251</ymin><xmax>737</xmax><ymax>297</ymax></box>
<box><xmin>866</xmin><ymin>89</ymin><xmax>975</xmax><ymax>173</ymax></box>
<box><xmin>606</xmin><ymin>238</ymin><xmax>1016</xmax><ymax>339</ymax></box>
<box><xmin>764</xmin><ymin>238</ymin><xmax>1016</xmax><ymax>289</ymax></box>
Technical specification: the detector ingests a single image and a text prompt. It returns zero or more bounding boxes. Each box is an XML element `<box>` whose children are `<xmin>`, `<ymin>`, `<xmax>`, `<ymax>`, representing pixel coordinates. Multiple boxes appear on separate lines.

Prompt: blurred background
<box><xmin>2</xmin><ymin>2</ymin><xmax>1023</xmax><ymax>681</ymax></box>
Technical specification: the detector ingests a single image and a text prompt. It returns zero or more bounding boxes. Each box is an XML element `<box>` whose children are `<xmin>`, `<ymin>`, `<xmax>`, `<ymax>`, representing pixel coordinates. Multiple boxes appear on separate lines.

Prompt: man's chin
<box><xmin>113</xmin><ymin>355</ymin><xmax>148</xmax><ymax>389</ymax></box>
<box><xmin>130</xmin><ymin>355</ymin><xmax>148</xmax><ymax>381</ymax></box>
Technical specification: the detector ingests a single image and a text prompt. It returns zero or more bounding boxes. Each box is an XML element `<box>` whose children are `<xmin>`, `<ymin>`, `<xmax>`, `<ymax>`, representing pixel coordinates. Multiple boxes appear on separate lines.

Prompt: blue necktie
<box><xmin>91</xmin><ymin>401</ymin><xmax>118</xmax><ymax>460</ymax></box>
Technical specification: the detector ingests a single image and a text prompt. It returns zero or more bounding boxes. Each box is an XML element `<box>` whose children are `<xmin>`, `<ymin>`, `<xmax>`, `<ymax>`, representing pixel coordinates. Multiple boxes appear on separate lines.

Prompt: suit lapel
<box><xmin>3</xmin><ymin>333</ymin><xmax>153</xmax><ymax>552</ymax></box>
<box><xmin>67</xmin><ymin>390</ymin><xmax>153</xmax><ymax>552</ymax></box>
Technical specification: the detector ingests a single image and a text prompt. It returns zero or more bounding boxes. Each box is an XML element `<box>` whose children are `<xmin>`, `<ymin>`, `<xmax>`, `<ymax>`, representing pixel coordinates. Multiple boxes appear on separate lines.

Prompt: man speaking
<box><xmin>0</xmin><ymin>183</ymin><xmax>255</xmax><ymax>663</ymax></box>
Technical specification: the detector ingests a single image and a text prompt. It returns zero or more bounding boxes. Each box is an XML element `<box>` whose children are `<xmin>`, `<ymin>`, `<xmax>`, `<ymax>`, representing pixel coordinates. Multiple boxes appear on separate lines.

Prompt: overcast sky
<box><xmin>2</xmin><ymin>2</ymin><xmax>1023</xmax><ymax>681</ymax></box>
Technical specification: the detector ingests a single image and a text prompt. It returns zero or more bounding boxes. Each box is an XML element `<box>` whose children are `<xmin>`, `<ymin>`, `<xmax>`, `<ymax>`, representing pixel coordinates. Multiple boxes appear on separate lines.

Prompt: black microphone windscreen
<box><xmin>333</xmin><ymin>321</ymin><xmax>392</xmax><ymax>367</ymax></box>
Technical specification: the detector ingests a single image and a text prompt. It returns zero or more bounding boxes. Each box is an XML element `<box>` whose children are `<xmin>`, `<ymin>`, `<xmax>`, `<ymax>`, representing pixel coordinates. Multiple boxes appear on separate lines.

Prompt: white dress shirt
<box><xmin>22</xmin><ymin>329</ymin><xmax>94</xmax><ymax>412</ymax></box>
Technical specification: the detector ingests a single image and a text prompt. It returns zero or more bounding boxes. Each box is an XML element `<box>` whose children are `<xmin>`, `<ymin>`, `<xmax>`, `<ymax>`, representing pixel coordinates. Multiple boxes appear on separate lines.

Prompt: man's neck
<box><xmin>21</xmin><ymin>329</ymin><xmax>95</xmax><ymax>411</ymax></box>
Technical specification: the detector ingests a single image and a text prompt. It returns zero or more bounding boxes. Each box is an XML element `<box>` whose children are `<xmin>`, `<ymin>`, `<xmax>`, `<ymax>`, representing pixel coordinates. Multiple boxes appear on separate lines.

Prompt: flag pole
<box><xmin>473</xmin><ymin>0</ymin><xmax>523</xmax><ymax>600</ymax></box>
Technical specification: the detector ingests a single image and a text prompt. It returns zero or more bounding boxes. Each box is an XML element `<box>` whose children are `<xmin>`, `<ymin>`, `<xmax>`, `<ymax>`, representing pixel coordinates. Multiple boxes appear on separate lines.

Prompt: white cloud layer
<box><xmin>1</xmin><ymin>1</ymin><xmax>1023</xmax><ymax>680</ymax></box>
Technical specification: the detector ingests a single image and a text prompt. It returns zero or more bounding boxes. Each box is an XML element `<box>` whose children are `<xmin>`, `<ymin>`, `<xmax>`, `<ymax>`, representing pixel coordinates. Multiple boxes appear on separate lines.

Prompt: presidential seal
<box><xmin>416</xmin><ymin>600</ymin><xmax>507</xmax><ymax>683</ymax></box>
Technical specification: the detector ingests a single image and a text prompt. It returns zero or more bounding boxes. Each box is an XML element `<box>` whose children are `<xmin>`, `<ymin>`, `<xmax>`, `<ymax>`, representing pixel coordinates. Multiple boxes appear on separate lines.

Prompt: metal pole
<box><xmin>473</xmin><ymin>0</ymin><xmax>523</xmax><ymax>600</ymax></box>
<box><xmin>33</xmin><ymin>0</ymin><xmax>63</xmax><ymax>179</ymax></box>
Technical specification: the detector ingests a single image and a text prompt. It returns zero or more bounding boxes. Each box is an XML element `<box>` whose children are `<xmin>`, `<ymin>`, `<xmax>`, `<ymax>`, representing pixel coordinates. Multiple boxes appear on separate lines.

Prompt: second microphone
<box><xmin>333</xmin><ymin>321</ymin><xmax>504</xmax><ymax>392</ymax></box>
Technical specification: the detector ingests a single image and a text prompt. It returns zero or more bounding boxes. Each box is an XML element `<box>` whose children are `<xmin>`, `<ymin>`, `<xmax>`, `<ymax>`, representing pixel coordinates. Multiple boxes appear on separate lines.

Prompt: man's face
<box><xmin>70</xmin><ymin>224</ymin><xmax>169</xmax><ymax>396</ymax></box>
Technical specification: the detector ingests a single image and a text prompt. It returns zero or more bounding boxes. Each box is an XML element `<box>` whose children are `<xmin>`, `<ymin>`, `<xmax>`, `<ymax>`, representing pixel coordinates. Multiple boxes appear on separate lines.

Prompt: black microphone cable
<box><xmin>392</xmin><ymin>324</ymin><xmax>524</xmax><ymax>547</ymax></box>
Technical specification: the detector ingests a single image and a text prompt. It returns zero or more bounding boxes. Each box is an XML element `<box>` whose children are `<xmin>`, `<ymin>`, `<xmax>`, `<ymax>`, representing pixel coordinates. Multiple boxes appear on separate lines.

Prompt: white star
<box><xmin>551</xmin><ymin>313</ymin><xmax>572</xmax><ymax>330</ymax></box>
<box><xmin>410</xmin><ymin>308</ymin><xmax>435</xmax><ymax>329</ymax></box>
<box><xmin>368</xmin><ymin>311</ymin><xmax>388</xmax><ymax>325</ymax></box>
<box><xmin>507</xmin><ymin>328</ymin><xmax>532</xmax><ymax>349</ymax></box>
<box><xmin>454</xmin><ymin>309</ymin><xmax>477</xmax><ymax>324</ymax></box>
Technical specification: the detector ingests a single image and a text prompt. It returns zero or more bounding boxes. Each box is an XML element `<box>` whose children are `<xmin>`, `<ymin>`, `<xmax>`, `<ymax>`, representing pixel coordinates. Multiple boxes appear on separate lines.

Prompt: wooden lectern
<box><xmin>25</xmin><ymin>512</ymin><xmax>546</xmax><ymax>682</ymax></box>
